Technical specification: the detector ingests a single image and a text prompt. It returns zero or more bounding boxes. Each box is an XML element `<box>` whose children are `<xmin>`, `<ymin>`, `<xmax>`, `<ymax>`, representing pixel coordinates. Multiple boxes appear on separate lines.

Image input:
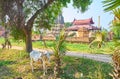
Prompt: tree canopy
<box><xmin>0</xmin><ymin>0</ymin><xmax>93</xmax><ymax>52</ymax></box>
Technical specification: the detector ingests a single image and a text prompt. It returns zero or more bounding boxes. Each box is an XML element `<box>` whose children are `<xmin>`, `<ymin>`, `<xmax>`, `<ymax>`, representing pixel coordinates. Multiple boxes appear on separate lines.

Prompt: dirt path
<box><xmin>66</xmin><ymin>51</ymin><xmax>112</xmax><ymax>63</ymax></box>
<box><xmin>0</xmin><ymin>46</ymin><xmax>112</xmax><ymax>63</ymax></box>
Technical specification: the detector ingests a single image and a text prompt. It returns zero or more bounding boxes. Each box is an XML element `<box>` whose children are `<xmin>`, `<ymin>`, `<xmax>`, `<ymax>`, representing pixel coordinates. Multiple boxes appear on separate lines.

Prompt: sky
<box><xmin>62</xmin><ymin>0</ymin><xmax>114</xmax><ymax>30</ymax></box>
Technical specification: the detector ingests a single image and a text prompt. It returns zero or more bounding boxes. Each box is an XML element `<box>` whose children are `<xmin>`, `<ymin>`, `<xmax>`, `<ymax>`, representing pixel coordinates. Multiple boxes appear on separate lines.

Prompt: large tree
<box><xmin>0</xmin><ymin>0</ymin><xmax>92</xmax><ymax>52</ymax></box>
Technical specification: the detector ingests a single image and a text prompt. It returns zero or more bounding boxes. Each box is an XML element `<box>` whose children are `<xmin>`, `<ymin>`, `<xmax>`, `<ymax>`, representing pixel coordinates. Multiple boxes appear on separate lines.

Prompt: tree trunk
<box><xmin>54</xmin><ymin>56</ymin><xmax>61</xmax><ymax>78</ymax></box>
<box><xmin>43</xmin><ymin>40</ymin><xmax>47</xmax><ymax>48</ymax></box>
<box><xmin>24</xmin><ymin>29</ymin><xmax>33</xmax><ymax>53</ymax></box>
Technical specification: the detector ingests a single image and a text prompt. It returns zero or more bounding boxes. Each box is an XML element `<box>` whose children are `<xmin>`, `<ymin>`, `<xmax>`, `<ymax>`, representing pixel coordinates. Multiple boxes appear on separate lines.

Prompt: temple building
<box><xmin>44</xmin><ymin>16</ymin><xmax>100</xmax><ymax>43</ymax></box>
<box><xmin>43</xmin><ymin>13</ymin><xmax>65</xmax><ymax>40</ymax></box>
<box><xmin>47</xmin><ymin>13</ymin><xmax>64</xmax><ymax>35</ymax></box>
<box><xmin>67</xmin><ymin>18</ymin><xmax>100</xmax><ymax>31</ymax></box>
<box><xmin>65</xmin><ymin>18</ymin><xmax>101</xmax><ymax>43</ymax></box>
<box><xmin>55</xmin><ymin>13</ymin><xmax>64</xmax><ymax>25</ymax></box>
<box><xmin>52</xmin><ymin>13</ymin><xmax>65</xmax><ymax>36</ymax></box>
<box><xmin>67</xmin><ymin>18</ymin><xmax>100</xmax><ymax>37</ymax></box>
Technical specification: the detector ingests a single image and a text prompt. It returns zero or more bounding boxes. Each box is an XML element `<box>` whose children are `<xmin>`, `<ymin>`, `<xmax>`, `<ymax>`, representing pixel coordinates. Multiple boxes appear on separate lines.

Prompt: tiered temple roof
<box><xmin>72</xmin><ymin>18</ymin><xmax>94</xmax><ymax>25</ymax></box>
<box><xmin>55</xmin><ymin>13</ymin><xmax>64</xmax><ymax>25</ymax></box>
<box><xmin>67</xmin><ymin>18</ymin><xmax>100</xmax><ymax>31</ymax></box>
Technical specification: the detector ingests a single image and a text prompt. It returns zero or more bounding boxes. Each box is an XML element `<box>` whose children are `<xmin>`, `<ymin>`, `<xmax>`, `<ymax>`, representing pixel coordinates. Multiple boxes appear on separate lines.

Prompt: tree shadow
<box><xmin>0</xmin><ymin>60</ymin><xmax>16</xmax><ymax>66</ymax></box>
<box><xmin>0</xmin><ymin>60</ymin><xmax>17</xmax><ymax>79</ymax></box>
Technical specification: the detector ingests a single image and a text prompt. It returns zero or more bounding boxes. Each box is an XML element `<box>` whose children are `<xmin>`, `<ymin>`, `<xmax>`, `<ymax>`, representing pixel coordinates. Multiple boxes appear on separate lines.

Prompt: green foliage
<box><xmin>34</xmin><ymin>1</ymin><xmax>62</xmax><ymax>30</ymax></box>
<box><xmin>0</xmin><ymin>60</ymin><xmax>13</xmax><ymax>67</ymax></box>
<box><xmin>102</xmin><ymin>29</ymin><xmax>108</xmax><ymax>40</ymax></box>
<box><xmin>64</xmin><ymin>22</ymin><xmax>72</xmax><ymax>27</ymax></box>
<box><xmin>10</xmin><ymin>26</ymin><xmax>25</xmax><ymax>41</ymax></box>
<box><xmin>112</xmin><ymin>40</ymin><xmax>120</xmax><ymax>48</ymax></box>
<box><xmin>113</xmin><ymin>8</ymin><xmax>120</xmax><ymax>20</ymax></box>
<box><xmin>53</xmin><ymin>29</ymin><xmax>67</xmax><ymax>57</ymax></box>
<box><xmin>87</xmin><ymin>65</ymin><xmax>105</xmax><ymax>79</ymax></box>
<box><xmin>103</xmin><ymin>1</ymin><xmax>120</xmax><ymax>78</ymax></box>
<box><xmin>103</xmin><ymin>0</ymin><xmax>120</xmax><ymax>12</ymax></box>
<box><xmin>111</xmin><ymin>23</ymin><xmax>120</xmax><ymax>39</ymax></box>
<box><xmin>102</xmin><ymin>0</ymin><xmax>120</xmax><ymax>43</ymax></box>
<box><xmin>110</xmin><ymin>8</ymin><xmax>120</xmax><ymax>39</ymax></box>
<box><xmin>32</xmin><ymin>29</ymin><xmax>39</xmax><ymax>35</ymax></box>
<box><xmin>73</xmin><ymin>0</ymin><xmax>92</xmax><ymax>12</ymax></box>
<box><xmin>89</xmin><ymin>31</ymin><xmax>106</xmax><ymax>48</ymax></box>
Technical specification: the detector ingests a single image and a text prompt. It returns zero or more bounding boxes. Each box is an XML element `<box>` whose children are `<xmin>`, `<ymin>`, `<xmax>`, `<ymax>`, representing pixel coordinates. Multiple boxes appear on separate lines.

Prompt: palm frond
<box><xmin>103</xmin><ymin>0</ymin><xmax>120</xmax><ymax>11</ymax></box>
<box><xmin>113</xmin><ymin>8</ymin><xmax>120</xmax><ymax>20</ymax></box>
<box><xmin>89</xmin><ymin>31</ymin><xmax>106</xmax><ymax>48</ymax></box>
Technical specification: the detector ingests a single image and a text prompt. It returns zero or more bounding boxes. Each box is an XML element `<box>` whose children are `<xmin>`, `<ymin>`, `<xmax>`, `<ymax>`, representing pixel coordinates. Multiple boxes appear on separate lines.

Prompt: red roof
<box><xmin>66</xmin><ymin>18</ymin><xmax>100</xmax><ymax>31</ymax></box>
<box><xmin>72</xmin><ymin>18</ymin><xmax>94</xmax><ymax>25</ymax></box>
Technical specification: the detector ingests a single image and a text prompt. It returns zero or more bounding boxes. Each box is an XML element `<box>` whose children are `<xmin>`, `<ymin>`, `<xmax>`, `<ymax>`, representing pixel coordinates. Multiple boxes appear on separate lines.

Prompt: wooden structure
<box><xmin>66</xmin><ymin>27</ymin><xmax>90</xmax><ymax>43</ymax></box>
<box><xmin>35</xmin><ymin>18</ymin><xmax>100</xmax><ymax>43</ymax></box>
<box><xmin>65</xmin><ymin>18</ymin><xmax>100</xmax><ymax>43</ymax></box>
<box><xmin>78</xmin><ymin>27</ymin><xmax>89</xmax><ymax>37</ymax></box>
<box><xmin>43</xmin><ymin>13</ymin><xmax>64</xmax><ymax>40</ymax></box>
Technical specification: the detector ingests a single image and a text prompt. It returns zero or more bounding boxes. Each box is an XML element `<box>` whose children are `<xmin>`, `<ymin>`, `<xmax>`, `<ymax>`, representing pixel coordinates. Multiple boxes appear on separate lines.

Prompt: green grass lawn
<box><xmin>0</xmin><ymin>37</ymin><xmax>115</xmax><ymax>54</ymax></box>
<box><xmin>35</xmin><ymin>40</ymin><xmax>115</xmax><ymax>54</ymax></box>
<box><xmin>0</xmin><ymin>49</ymin><xmax>112</xmax><ymax>79</ymax></box>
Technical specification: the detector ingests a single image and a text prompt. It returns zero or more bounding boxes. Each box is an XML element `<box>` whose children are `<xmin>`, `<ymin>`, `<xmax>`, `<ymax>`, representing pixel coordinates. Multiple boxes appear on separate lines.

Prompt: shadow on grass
<box><xmin>0</xmin><ymin>60</ymin><xmax>16</xmax><ymax>66</ymax></box>
<box><xmin>0</xmin><ymin>60</ymin><xmax>18</xmax><ymax>79</ymax></box>
<box><xmin>0</xmin><ymin>66</ymin><xmax>13</xmax><ymax>78</ymax></box>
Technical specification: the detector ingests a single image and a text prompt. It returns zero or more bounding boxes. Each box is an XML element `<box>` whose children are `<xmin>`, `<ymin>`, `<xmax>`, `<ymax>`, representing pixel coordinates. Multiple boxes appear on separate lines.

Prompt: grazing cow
<box><xmin>30</xmin><ymin>50</ymin><xmax>42</xmax><ymax>72</ymax></box>
<box><xmin>30</xmin><ymin>50</ymin><xmax>50</xmax><ymax>75</ymax></box>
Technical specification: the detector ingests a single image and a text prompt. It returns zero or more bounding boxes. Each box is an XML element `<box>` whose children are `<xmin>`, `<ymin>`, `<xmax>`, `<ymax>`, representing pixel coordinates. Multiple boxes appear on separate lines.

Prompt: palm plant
<box><xmin>53</xmin><ymin>28</ymin><xmax>67</xmax><ymax>78</ymax></box>
<box><xmin>110</xmin><ymin>8</ymin><xmax>120</xmax><ymax>46</ymax></box>
<box><xmin>103</xmin><ymin>1</ymin><xmax>120</xmax><ymax>78</ymax></box>
<box><xmin>103</xmin><ymin>0</ymin><xmax>120</xmax><ymax>11</ymax></box>
<box><xmin>52</xmin><ymin>28</ymin><xmax>75</xmax><ymax>78</ymax></box>
<box><xmin>110</xmin><ymin>9</ymin><xmax>120</xmax><ymax>79</ymax></box>
<box><xmin>89</xmin><ymin>31</ymin><xmax>106</xmax><ymax>48</ymax></box>
<box><xmin>113</xmin><ymin>8</ymin><xmax>120</xmax><ymax>20</ymax></box>
<box><xmin>111</xmin><ymin>20</ymin><xmax>120</xmax><ymax>39</ymax></box>
<box><xmin>110</xmin><ymin>8</ymin><xmax>120</xmax><ymax>41</ymax></box>
<box><xmin>110</xmin><ymin>47</ymin><xmax>120</xmax><ymax>78</ymax></box>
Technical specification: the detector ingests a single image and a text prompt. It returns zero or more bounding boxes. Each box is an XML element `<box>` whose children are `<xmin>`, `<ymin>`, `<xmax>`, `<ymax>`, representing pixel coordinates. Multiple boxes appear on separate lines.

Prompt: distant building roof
<box><xmin>67</xmin><ymin>18</ymin><xmax>100</xmax><ymax>31</ymax></box>
<box><xmin>72</xmin><ymin>18</ymin><xmax>94</xmax><ymax>25</ymax></box>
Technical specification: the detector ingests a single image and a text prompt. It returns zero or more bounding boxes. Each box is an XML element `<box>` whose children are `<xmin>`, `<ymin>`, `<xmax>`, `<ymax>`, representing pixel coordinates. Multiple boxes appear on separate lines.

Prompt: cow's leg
<box><xmin>30</xmin><ymin>58</ymin><xmax>34</xmax><ymax>72</ymax></box>
<box><xmin>42</xmin><ymin>59</ymin><xmax>46</xmax><ymax>76</ymax></box>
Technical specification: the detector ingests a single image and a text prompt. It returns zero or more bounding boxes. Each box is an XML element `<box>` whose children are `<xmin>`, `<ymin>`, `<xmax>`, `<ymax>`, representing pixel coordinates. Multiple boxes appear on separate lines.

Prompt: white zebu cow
<box><xmin>30</xmin><ymin>50</ymin><xmax>50</xmax><ymax>74</ymax></box>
